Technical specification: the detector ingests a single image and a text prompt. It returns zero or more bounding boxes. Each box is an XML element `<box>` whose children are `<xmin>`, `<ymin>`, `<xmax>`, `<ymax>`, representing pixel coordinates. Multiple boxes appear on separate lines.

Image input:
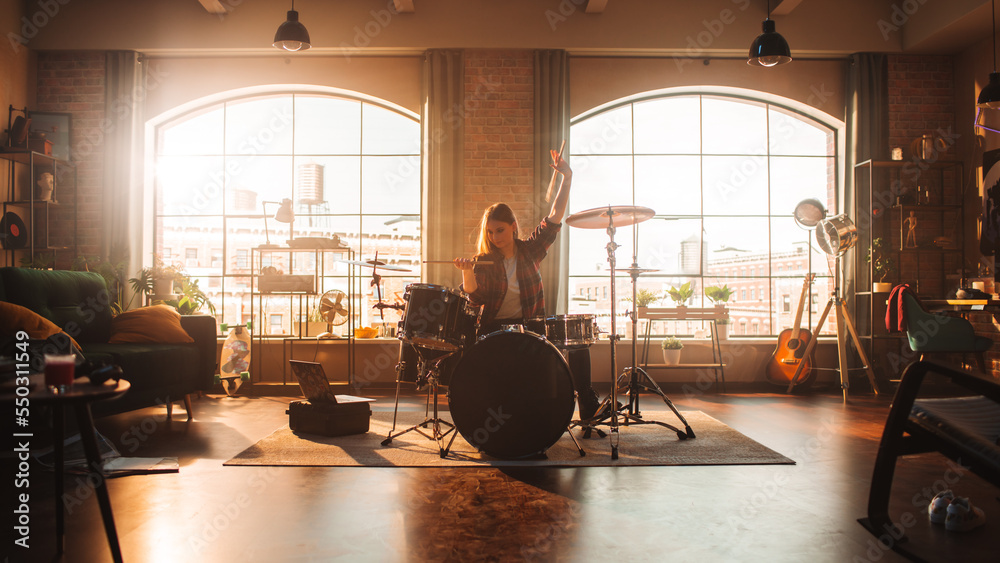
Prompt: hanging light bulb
<box><xmin>748</xmin><ymin>0</ymin><xmax>791</xmax><ymax>67</ymax></box>
<box><xmin>273</xmin><ymin>1</ymin><xmax>311</xmax><ymax>52</ymax></box>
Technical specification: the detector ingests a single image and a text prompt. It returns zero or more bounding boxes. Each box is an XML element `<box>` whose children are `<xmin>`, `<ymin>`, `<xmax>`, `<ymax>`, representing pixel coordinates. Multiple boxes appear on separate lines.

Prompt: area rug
<box><xmin>224</xmin><ymin>410</ymin><xmax>794</xmax><ymax>467</ymax></box>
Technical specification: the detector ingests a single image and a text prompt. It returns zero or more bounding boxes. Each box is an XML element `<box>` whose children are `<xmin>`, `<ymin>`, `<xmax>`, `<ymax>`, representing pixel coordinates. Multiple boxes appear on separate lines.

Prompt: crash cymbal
<box><xmin>565</xmin><ymin>205</ymin><xmax>655</xmax><ymax>229</ymax></box>
<box><xmin>338</xmin><ymin>258</ymin><xmax>412</xmax><ymax>272</ymax></box>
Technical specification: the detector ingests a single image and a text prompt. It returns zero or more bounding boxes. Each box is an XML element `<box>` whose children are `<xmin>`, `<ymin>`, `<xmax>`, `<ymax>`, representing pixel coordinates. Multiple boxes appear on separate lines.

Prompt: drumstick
<box><xmin>422</xmin><ymin>260</ymin><xmax>494</xmax><ymax>265</ymax></box>
<box><xmin>543</xmin><ymin>139</ymin><xmax>566</xmax><ymax>203</ymax></box>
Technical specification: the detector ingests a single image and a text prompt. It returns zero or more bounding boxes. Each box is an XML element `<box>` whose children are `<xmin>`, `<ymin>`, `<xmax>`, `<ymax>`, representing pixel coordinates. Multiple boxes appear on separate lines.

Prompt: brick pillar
<box><xmin>462</xmin><ymin>50</ymin><xmax>534</xmax><ymax>255</ymax></box>
<box><xmin>35</xmin><ymin>51</ymin><xmax>105</xmax><ymax>261</ymax></box>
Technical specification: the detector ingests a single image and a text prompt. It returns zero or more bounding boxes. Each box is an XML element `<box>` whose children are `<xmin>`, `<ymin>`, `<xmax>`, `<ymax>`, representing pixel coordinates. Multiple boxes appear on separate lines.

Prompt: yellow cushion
<box><xmin>0</xmin><ymin>301</ymin><xmax>81</xmax><ymax>349</ymax></box>
<box><xmin>109</xmin><ymin>305</ymin><xmax>194</xmax><ymax>344</ymax></box>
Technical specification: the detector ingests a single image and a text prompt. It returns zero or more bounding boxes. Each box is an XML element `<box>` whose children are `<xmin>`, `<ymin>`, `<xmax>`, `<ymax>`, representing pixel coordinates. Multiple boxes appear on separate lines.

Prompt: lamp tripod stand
<box><xmin>786</xmin><ymin>254</ymin><xmax>880</xmax><ymax>400</ymax></box>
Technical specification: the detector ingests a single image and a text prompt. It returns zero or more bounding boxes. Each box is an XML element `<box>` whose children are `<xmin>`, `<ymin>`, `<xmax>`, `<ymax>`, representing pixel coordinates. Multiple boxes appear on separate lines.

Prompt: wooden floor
<box><xmin>7</xmin><ymin>383</ymin><xmax>999</xmax><ymax>563</ymax></box>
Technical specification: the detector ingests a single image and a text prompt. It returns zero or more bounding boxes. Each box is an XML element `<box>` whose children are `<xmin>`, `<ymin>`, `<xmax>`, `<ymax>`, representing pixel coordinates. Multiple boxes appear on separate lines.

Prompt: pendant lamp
<box><xmin>273</xmin><ymin>1</ymin><xmax>311</xmax><ymax>52</ymax></box>
<box><xmin>979</xmin><ymin>0</ymin><xmax>1000</xmax><ymax>109</ymax></box>
<box><xmin>748</xmin><ymin>0</ymin><xmax>791</xmax><ymax>67</ymax></box>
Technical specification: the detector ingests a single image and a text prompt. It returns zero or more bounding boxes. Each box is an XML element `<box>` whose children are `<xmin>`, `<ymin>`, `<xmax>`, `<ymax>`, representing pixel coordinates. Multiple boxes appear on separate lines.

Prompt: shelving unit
<box><xmin>249</xmin><ymin>245</ymin><xmax>357</xmax><ymax>388</ymax></box>
<box><xmin>638</xmin><ymin>306</ymin><xmax>729</xmax><ymax>392</ymax></box>
<box><xmin>852</xmin><ymin>159</ymin><xmax>965</xmax><ymax>377</ymax></box>
<box><xmin>1</xmin><ymin>150</ymin><xmax>77</xmax><ymax>267</ymax></box>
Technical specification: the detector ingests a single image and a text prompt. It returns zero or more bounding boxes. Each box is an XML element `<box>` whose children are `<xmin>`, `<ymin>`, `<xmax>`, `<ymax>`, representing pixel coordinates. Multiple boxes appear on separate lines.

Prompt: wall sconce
<box><xmin>261</xmin><ymin>199</ymin><xmax>295</xmax><ymax>248</ymax></box>
<box><xmin>273</xmin><ymin>1</ymin><xmax>311</xmax><ymax>52</ymax></box>
<box><xmin>748</xmin><ymin>0</ymin><xmax>792</xmax><ymax>67</ymax></box>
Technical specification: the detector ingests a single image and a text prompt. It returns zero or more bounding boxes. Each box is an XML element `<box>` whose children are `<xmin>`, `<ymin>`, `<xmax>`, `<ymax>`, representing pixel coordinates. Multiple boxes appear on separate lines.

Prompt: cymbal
<box><xmin>338</xmin><ymin>258</ymin><xmax>411</xmax><ymax>272</ymax></box>
<box><xmin>565</xmin><ymin>205</ymin><xmax>656</xmax><ymax>229</ymax></box>
<box><xmin>612</xmin><ymin>266</ymin><xmax>659</xmax><ymax>276</ymax></box>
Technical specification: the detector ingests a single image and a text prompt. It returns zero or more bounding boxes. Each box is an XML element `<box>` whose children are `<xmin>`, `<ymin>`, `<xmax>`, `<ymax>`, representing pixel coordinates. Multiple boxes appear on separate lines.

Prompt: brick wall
<box><xmin>462</xmin><ymin>50</ymin><xmax>534</xmax><ymax>255</ymax></box>
<box><xmin>35</xmin><ymin>51</ymin><xmax>105</xmax><ymax>262</ymax></box>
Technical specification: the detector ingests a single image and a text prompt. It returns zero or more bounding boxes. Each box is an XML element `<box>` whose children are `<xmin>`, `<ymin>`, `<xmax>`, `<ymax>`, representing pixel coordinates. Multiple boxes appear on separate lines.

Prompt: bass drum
<box><xmin>448</xmin><ymin>330</ymin><xmax>576</xmax><ymax>459</ymax></box>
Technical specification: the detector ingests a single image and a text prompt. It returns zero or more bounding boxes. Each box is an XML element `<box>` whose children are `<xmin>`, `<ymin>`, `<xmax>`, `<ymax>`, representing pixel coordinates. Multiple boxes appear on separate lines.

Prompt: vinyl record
<box><xmin>0</xmin><ymin>212</ymin><xmax>27</xmax><ymax>249</ymax></box>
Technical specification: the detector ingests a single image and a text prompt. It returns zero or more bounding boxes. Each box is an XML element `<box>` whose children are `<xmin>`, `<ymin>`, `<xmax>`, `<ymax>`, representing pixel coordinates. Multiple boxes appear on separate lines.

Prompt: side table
<box><xmin>3</xmin><ymin>375</ymin><xmax>130</xmax><ymax>562</ymax></box>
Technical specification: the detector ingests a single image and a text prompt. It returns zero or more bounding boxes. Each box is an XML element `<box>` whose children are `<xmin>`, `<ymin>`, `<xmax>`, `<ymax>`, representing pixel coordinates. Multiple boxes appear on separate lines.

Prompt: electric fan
<box><xmin>316</xmin><ymin>289</ymin><xmax>349</xmax><ymax>339</ymax></box>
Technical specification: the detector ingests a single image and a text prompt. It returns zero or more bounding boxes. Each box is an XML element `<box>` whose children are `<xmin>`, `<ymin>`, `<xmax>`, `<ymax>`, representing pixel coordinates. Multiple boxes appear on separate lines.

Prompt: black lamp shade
<box><xmin>978</xmin><ymin>72</ymin><xmax>1000</xmax><ymax>109</ymax></box>
<box><xmin>273</xmin><ymin>10</ymin><xmax>311</xmax><ymax>52</ymax></box>
<box><xmin>748</xmin><ymin>19</ymin><xmax>792</xmax><ymax>67</ymax></box>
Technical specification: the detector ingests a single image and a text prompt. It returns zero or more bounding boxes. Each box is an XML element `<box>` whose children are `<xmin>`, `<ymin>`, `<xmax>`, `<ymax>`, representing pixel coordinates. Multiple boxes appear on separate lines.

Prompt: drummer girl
<box><xmin>454</xmin><ymin>151</ymin><xmax>600</xmax><ymax>420</ymax></box>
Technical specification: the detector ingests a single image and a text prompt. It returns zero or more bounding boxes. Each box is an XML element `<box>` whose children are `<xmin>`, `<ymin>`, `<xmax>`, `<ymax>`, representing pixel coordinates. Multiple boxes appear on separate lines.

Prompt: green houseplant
<box><xmin>661</xmin><ymin>336</ymin><xmax>683</xmax><ymax>365</ymax></box>
<box><xmin>666</xmin><ymin>282</ymin><xmax>693</xmax><ymax>307</ymax></box>
<box><xmin>704</xmin><ymin>284</ymin><xmax>734</xmax><ymax>305</ymax></box>
<box><xmin>628</xmin><ymin>288</ymin><xmax>662</xmax><ymax>309</ymax></box>
<box><xmin>868</xmin><ymin>237</ymin><xmax>896</xmax><ymax>293</ymax></box>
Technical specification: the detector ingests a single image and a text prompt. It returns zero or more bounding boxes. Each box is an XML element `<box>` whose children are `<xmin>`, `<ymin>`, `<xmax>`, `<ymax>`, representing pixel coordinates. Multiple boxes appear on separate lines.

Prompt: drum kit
<box><xmin>369</xmin><ymin>204</ymin><xmax>695</xmax><ymax>460</ymax></box>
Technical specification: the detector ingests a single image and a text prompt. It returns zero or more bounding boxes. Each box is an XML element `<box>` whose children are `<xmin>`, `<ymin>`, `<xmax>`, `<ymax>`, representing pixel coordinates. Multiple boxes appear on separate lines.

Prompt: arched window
<box><xmin>152</xmin><ymin>91</ymin><xmax>421</xmax><ymax>332</ymax></box>
<box><xmin>569</xmin><ymin>91</ymin><xmax>838</xmax><ymax>336</ymax></box>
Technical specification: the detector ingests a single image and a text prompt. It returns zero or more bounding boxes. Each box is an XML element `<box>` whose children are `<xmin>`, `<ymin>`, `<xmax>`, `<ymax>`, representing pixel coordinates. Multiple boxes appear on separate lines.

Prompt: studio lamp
<box><xmin>273</xmin><ymin>1</ymin><xmax>311</xmax><ymax>52</ymax></box>
<box><xmin>748</xmin><ymin>0</ymin><xmax>792</xmax><ymax>67</ymax></box>
<box><xmin>261</xmin><ymin>199</ymin><xmax>295</xmax><ymax>248</ymax></box>
<box><xmin>979</xmin><ymin>0</ymin><xmax>1000</xmax><ymax>110</ymax></box>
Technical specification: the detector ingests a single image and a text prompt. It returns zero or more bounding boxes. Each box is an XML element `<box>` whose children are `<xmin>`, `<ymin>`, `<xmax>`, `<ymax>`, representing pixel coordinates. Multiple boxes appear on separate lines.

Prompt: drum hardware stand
<box><xmin>573</xmin><ymin>206</ymin><xmax>623</xmax><ymax>458</ymax></box>
<box><xmin>615</xmin><ymin>258</ymin><xmax>694</xmax><ymax>440</ymax></box>
<box><xmin>381</xmin><ymin>349</ymin><xmax>460</xmax><ymax>458</ymax></box>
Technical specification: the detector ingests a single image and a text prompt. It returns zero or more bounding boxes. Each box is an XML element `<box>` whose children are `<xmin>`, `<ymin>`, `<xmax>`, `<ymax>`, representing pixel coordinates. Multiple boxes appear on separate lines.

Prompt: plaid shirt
<box><xmin>465</xmin><ymin>217</ymin><xmax>561</xmax><ymax>327</ymax></box>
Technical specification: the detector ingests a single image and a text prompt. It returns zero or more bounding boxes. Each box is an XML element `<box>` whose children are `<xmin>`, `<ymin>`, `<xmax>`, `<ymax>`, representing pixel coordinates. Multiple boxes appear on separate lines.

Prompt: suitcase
<box><xmin>286</xmin><ymin>396</ymin><xmax>374</xmax><ymax>437</ymax></box>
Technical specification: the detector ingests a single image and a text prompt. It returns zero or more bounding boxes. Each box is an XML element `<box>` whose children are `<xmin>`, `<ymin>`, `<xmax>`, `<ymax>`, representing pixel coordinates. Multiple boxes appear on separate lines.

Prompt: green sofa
<box><xmin>0</xmin><ymin>267</ymin><xmax>217</xmax><ymax>417</ymax></box>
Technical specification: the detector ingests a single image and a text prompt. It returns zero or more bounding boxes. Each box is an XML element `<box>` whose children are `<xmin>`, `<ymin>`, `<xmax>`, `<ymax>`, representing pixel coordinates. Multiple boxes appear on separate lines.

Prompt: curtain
<box><xmin>102</xmin><ymin>51</ymin><xmax>144</xmax><ymax>279</ymax></box>
<box><xmin>534</xmin><ymin>49</ymin><xmax>571</xmax><ymax>315</ymax></box>
<box><xmin>421</xmin><ymin>49</ymin><xmax>465</xmax><ymax>288</ymax></box>
<box><xmin>844</xmin><ymin>53</ymin><xmax>889</xmax><ymax>305</ymax></box>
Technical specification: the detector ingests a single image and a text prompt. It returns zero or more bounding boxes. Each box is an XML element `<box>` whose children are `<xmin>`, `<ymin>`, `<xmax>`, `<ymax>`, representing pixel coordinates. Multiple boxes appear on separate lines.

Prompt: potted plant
<box><xmin>715</xmin><ymin>317</ymin><xmax>732</xmax><ymax>340</ymax></box>
<box><xmin>305</xmin><ymin>302</ymin><xmax>329</xmax><ymax>337</ymax></box>
<box><xmin>661</xmin><ymin>336</ymin><xmax>683</xmax><ymax>365</ymax></box>
<box><xmin>868</xmin><ymin>237</ymin><xmax>896</xmax><ymax>293</ymax></box>
<box><xmin>627</xmin><ymin>288</ymin><xmax>662</xmax><ymax>314</ymax></box>
<box><xmin>704</xmin><ymin>284</ymin><xmax>734</xmax><ymax>306</ymax></box>
<box><xmin>666</xmin><ymin>282</ymin><xmax>693</xmax><ymax>307</ymax></box>
<box><xmin>131</xmin><ymin>254</ymin><xmax>184</xmax><ymax>298</ymax></box>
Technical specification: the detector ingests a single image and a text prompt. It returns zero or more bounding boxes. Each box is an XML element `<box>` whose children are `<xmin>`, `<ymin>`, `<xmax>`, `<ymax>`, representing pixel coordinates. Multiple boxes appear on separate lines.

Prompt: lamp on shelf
<box><xmin>977</xmin><ymin>0</ymin><xmax>1000</xmax><ymax>133</ymax></box>
<box><xmin>748</xmin><ymin>0</ymin><xmax>792</xmax><ymax>67</ymax></box>
<box><xmin>273</xmin><ymin>0</ymin><xmax>311</xmax><ymax>52</ymax></box>
<box><xmin>261</xmin><ymin>199</ymin><xmax>295</xmax><ymax>248</ymax></box>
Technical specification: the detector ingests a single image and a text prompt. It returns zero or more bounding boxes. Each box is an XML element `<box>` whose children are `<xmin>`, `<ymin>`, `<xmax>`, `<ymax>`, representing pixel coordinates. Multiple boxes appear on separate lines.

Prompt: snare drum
<box><xmin>399</xmin><ymin>283</ymin><xmax>480</xmax><ymax>352</ymax></box>
<box><xmin>525</xmin><ymin>314</ymin><xmax>596</xmax><ymax>349</ymax></box>
<box><xmin>448</xmin><ymin>330</ymin><xmax>576</xmax><ymax>459</ymax></box>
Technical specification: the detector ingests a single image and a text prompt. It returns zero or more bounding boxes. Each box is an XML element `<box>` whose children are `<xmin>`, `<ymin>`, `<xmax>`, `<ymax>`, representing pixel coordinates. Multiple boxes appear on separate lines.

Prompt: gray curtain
<box><xmin>844</xmin><ymin>53</ymin><xmax>889</xmax><ymax>303</ymax></box>
<box><xmin>421</xmin><ymin>49</ymin><xmax>465</xmax><ymax>288</ymax></box>
<box><xmin>534</xmin><ymin>49</ymin><xmax>571</xmax><ymax>315</ymax></box>
<box><xmin>102</xmin><ymin>51</ymin><xmax>144</xmax><ymax>277</ymax></box>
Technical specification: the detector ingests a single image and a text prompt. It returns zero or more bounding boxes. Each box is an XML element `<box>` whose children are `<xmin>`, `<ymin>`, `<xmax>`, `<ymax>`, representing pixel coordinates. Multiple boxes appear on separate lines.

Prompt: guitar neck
<box><xmin>790</xmin><ymin>275</ymin><xmax>813</xmax><ymax>339</ymax></box>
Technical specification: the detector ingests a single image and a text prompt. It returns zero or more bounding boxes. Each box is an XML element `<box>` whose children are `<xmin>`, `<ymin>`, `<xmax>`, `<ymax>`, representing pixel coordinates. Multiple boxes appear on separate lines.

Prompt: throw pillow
<box><xmin>0</xmin><ymin>301</ymin><xmax>82</xmax><ymax>350</ymax></box>
<box><xmin>109</xmin><ymin>304</ymin><xmax>195</xmax><ymax>344</ymax></box>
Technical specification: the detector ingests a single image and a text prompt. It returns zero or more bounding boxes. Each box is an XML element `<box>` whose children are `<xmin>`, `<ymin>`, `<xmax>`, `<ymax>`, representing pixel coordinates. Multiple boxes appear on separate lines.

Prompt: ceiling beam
<box><xmin>585</xmin><ymin>0</ymin><xmax>608</xmax><ymax>14</ymax></box>
<box><xmin>770</xmin><ymin>0</ymin><xmax>804</xmax><ymax>17</ymax></box>
<box><xmin>393</xmin><ymin>0</ymin><xmax>415</xmax><ymax>13</ymax></box>
<box><xmin>197</xmin><ymin>0</ymin><xmax>227</xmax><ymax>14</ymax></box>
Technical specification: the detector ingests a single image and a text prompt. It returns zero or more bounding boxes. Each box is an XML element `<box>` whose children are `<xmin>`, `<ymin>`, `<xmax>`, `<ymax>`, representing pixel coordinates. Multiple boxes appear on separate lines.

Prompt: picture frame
<box><xmin>29</xmin><ymin>111</ymin><xmax>72</xmax><ymax>161</ymax></box>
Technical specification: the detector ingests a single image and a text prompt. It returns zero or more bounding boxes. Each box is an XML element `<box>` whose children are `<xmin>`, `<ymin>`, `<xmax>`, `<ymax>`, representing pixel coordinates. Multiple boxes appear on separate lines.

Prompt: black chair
<box><xmin>859</xmin><ymin>360</ymin><xmax>1000</xmax><ymax>560</ymax></box>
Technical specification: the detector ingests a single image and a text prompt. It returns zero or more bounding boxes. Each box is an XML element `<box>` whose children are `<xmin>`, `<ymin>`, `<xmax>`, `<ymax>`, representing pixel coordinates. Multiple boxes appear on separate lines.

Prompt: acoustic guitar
<box><xmin>766</xmin><ymin>274</ymin><xmax>815</xmax><ymax>387</ymax></box>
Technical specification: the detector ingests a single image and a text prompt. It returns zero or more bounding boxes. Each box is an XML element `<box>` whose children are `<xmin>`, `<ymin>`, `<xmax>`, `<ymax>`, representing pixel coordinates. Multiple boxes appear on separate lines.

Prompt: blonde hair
<box><xmin>475</xmin><ymin>203</ymin><xmax>519</xmax><ymax>257</ymax></box>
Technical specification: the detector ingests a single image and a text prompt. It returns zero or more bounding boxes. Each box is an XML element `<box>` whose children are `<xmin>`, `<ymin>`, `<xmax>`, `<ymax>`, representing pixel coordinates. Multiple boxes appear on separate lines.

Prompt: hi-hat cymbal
<box><xmin>339</xmin><ymin>258</ymin><xmax>411</xmax><ymax>272</ymax></box>
<box><xmin>612</xmin><ymin>266</ymin><xmax>659</xmax><ymax>276</ymax></box>
<box><xmin>565</xmin><ymin>205</ymin><xmax>656</xmax><ymax>229</ymax></box>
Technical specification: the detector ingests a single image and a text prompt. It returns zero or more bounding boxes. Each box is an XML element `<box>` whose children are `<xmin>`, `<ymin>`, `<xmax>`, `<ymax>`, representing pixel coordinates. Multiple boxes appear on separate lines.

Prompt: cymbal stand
<box><xmin>381</xmin><ymin>347</ymin><xmax>459</xmax><ymax>458</ymax></box>
<box><xmin>617</xmin><ymin>259</ymin><xmax>695</xmax><ymax>440</ymax></box>
<box><xmin>577</xmin><ymin>206</ymin><xmax>623</xmax><ymax>459</ymax></box>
